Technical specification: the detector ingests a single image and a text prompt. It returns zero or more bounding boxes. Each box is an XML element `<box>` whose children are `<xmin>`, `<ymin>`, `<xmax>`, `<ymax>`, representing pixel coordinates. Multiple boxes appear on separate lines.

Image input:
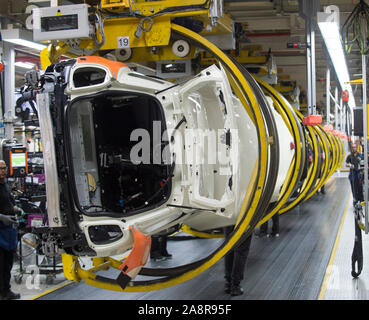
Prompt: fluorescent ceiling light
<box><xmin>318</xmin><ymin>22</ymin><xmax>350</xmax><ymax>88</ymax></box>
<box><xmin>0</xmin><ymin>28</ymin><xmax>46</xmax><ymax>51</ymax></box>
<box><xmin>5</xmin><ymin>38</ymin><xmax>46</xmax><ymax>51</ymax></box>
<box><xmin>15</xmin><ymin>62</ymin><xmax>36</xmax><ymax>69</ymax></box>
<box><xmin>318</xmin><ymin>6</ymin><xmax>356</xmax><ymax>111</ymax></box>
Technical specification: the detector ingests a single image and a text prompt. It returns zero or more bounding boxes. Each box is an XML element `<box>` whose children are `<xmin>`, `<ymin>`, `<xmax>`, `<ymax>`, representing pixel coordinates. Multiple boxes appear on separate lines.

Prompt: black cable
<box><xmin>167</xmin><ymin>204</ymin><xmax>216</xmax><ymax>212</ymax></box>
<box><xmin>352</xmin><ymin>204</ymin><xmax>363</xmax><ymax>278</ymax></box>
<box><xmin>155</xmin><ymin>74</ymin><xmax>202</xmax><ymax>95</ymax></box>
<box><xmin>173</xmin><ymin>115</ymin><xmax>187</xmax><ymax>133</ymax></box>
<box><xmin>342</xmin><ymin>0</ymin><xmax>369</xmax><ymax>54</ymax></box>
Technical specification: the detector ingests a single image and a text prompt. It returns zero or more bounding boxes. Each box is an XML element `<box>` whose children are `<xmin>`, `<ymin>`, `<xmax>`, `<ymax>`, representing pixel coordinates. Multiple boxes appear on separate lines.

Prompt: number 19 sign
<box><xmin>118</xmin><ymin>36</ymin><xmax>130</xmax><ymax>48</ymax></box>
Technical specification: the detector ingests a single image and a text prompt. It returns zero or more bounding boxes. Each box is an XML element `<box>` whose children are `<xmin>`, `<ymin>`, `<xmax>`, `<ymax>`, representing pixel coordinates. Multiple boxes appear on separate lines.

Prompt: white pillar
<box><xmin>2</xmin><ymin>42</ymin><xmax>15</xmax><ymax>141</ymax></box>
<box><xmin>326</xmin><ymin>68</ymin><xmax>330</xmax><ymax>124</ymax></box>
<box><xmin>339</xmin><ymin>95</ymin><xmax>343</xmax><ymax>131</ymax></box>
<box><xmin>362</xmin><ymin>52</ymin><xmax>368</xmax><ymax>233</ymax></box>
<box><xmin>334</xmin><ymin>87</ymin><xmax>338</xmax><ymax>130</ymax></box>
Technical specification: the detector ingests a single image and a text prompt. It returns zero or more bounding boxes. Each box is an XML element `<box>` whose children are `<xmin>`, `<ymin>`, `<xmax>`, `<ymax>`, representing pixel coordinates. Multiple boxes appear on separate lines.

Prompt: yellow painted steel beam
<box><xmin>101</xmin><ymin>0</ymin><xmax>209</xmax><ymax>14</ymax></box>
<box><xmin>101</xmin><ymin>0</ymin><xmax>130</xmax><ymax>9</ymax></box>
<box><xmin>89</xmin><ymin>16</ymin><xmax>172</xmax><ymax>50</ymax></box>
<box><xmin>40</xmin><ymin>2</ymin><xmax>233</xmax><ymax>65</ymax></box>
<box><xmin>346</xmin><ymin>78</ymin><xmax>363</xmax><ymax>85</ymax></box>
<box><xmin>198</xmin><ymin>14</ymin><xmax>234</xmax><ymax>34</ymax></box>
<box><xmin>61</xmin><ymin>254</ymin><xmax>80</xmax><ymax>283</ymax></box>
<box><xmin>273</xmin><ymin>84</ymin><xmax>295</xmax><ymax>93</ymax></box>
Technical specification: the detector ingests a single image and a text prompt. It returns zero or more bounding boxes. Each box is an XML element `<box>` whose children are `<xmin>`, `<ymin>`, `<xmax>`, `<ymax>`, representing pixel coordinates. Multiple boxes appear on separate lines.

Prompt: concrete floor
<box><xmin>319</xmin><ymin>181</ymin><xmax>369</xmax><ymax>300</ymax></box>
<box><xmin>6</xmin><ymin>174</ymin><xmax>363</xmax><ymax>301</ymax></box>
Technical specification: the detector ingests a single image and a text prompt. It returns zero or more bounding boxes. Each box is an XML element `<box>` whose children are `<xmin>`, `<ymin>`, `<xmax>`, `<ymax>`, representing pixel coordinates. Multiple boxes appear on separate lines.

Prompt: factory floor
<box><xmin>7</xmin><ymin>172</ymin><xmax>368</xmax><ymax>301</ymax></box>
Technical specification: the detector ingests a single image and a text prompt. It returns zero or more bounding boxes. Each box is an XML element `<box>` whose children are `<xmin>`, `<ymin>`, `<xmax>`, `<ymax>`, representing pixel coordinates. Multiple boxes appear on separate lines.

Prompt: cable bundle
<box><xmin>342</xmin><ymin>0</ymin><xmax>369</xmax><ymax>54</ymax></box>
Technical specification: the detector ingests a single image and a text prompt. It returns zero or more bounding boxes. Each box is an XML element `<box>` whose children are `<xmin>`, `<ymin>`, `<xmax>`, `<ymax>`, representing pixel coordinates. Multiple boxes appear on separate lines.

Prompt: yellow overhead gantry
<box><xmin>40</xmin><ymin>0</ymin><xmax>233</xmax><ymax>69</ymax></box>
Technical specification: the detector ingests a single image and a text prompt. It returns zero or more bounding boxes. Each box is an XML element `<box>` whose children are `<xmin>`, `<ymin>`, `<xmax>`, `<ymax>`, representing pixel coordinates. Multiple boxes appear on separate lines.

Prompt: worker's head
<box><xmin>354</xmin><ymin>141</ymin><xmax>360</xmax><ymax>152</ymax></box>
<box><xmin>0</xmin><ymin>160</ymin><xmax>7</xmax><ymax>182</ymax></box>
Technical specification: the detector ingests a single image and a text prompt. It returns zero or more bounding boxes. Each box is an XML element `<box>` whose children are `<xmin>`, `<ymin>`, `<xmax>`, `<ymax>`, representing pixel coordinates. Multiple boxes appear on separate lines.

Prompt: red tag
<box><xmin>302</xmin><ymin>115</ymin><xmax>322</xmax><ymax>126</ymax></box>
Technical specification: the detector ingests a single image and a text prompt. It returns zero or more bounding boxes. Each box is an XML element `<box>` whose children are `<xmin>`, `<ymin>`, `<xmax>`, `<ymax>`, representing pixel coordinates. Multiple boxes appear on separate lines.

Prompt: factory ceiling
<box><xmin>225</xmin><ymin>0</ymin><xmax>364</xmax><ymax>118</ymax></box>
<box><xmin>0</xmin><ymin>0</ymin><xmax>365</xmax><ymax>119</ymax></box>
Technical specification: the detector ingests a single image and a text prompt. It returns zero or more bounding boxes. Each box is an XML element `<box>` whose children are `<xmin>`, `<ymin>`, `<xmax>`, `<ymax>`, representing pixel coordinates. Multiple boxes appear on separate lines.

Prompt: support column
<box><xmin>2</xmin><ymin>42</ymin><xmax>14</xmax><ymax>141</ymax></box>
<box><xmin>326</xmin><ymin>68</ymin><xmax>330</xmax><ymax>124</ymax></box>
<box><xmin>340</xmin><ymin>97</ymin><xmax>343</xmax><ymax>131</ymax></box>
<box><xmin>363</xmin><ymin>53</ymin><xmax>368</xmax><ymax>233</ymax></box>
<box><xmin>299</xmin><ymin>0</ymin><xmax>319</xmax><ymax>115</ymax></box>
<box><xmin>335</xmin><ymin>87</ymin><xmax>338</xmax><ymax>130</ymax></box>
<box><xmin>306</xmin><ymin>18</ymin><xmax>312</xmax><ymax>115</ymax></box>
<box><xmin>310</xmin><ymin>18</ymin><xmax>317</xmax><ymax>114</ymax></box>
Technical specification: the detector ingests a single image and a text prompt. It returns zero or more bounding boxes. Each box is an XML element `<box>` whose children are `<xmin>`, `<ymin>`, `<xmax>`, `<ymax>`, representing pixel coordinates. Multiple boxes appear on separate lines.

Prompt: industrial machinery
<box><xmin>15</xmin><ymin>0</ymin><xmax>344</xmax><ymax>292</ymax></box>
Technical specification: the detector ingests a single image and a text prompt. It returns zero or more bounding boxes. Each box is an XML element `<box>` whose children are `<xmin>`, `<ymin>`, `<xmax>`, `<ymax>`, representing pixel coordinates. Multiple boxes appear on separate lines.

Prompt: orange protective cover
<box><xmin>302</xmin><ymin>115</ymin><xmax>322</xmax><ymax>126</ymax></box>
<box><xmin>76</xmin><ymin>56</ymin><xmax>127</xmax><ymax>79</ymax></box>
<box><xmin>119</xmin><ymin>226</ymin><xmax>151</xmax><ymax>280</ymax></box>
